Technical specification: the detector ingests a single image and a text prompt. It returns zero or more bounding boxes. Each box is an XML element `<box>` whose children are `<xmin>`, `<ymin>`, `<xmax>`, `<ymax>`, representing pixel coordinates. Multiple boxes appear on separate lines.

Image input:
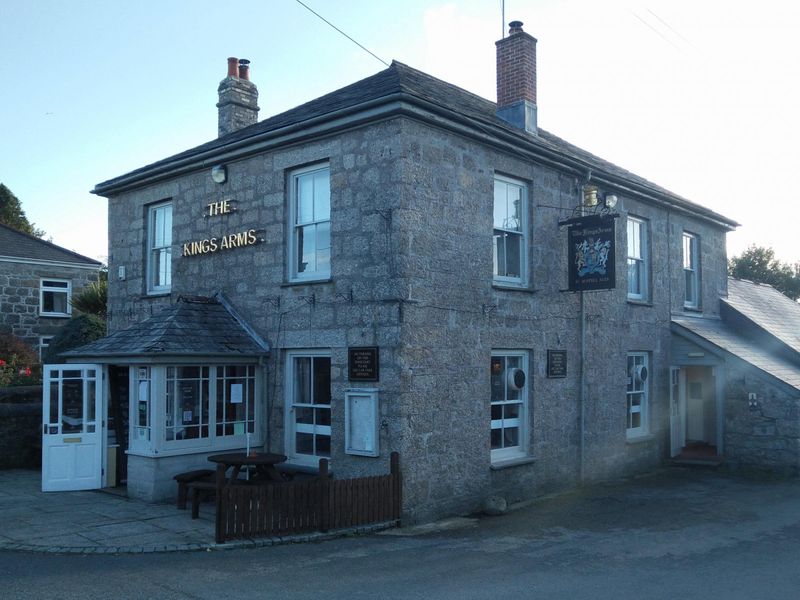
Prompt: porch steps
<box><xmin>669</xmin><ymin>456</ymin><xmax>725</xmax><ymax>468</ymax></box>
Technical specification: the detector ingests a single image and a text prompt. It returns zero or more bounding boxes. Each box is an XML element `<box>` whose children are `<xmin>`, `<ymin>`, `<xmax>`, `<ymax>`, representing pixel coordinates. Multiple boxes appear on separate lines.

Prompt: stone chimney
<box><xmin>217</xmin><ymin>57</ymin><xmax>259</xmax><ymax>137</ymax></box>
<box><xmin>495</xmin><ymin>21</ymin><xmax>537</xmax><ymax>135</ymax></box>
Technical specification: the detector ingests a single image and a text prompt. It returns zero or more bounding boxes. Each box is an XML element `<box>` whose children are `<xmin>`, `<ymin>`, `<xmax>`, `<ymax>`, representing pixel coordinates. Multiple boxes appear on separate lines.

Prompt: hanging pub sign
<box><xmin>566</xmin><ymin>214</ymin><xmax>617</xmax><ymax>291</ymax></box>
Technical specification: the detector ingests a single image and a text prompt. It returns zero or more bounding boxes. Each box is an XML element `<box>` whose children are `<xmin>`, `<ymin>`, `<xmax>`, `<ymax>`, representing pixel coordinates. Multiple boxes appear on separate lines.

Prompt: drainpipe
<box><xmin>578</xmin><ymin>172</ymin><xmax>590</xmax><ymax>485</ymax></box>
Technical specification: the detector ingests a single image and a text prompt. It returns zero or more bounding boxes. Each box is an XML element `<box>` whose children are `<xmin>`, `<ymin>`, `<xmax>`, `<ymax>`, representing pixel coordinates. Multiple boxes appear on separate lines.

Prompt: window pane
<box><xmin>493</xmin><ymin>231</ymin><xmax>505</xmax><ymax>276</ymax></box>
<box><xmin>316</xmin><ymin>434</ymin><xmax>331</xmax><ymax>457</ymax></box>
<box><xmin>313</xmin><ymin>357</ymin><xmax>331</xmax><ymax>405</ymax></box>
<box><xmin>504</xmin><ymin>403</ymin><xmax>520</xmax><ymax>419</ymax></box>
<box><xmin>297</xmin><ymin>176</ymin><xmax>314</xmax><ymax>224</ymax></box>
<box><xmin>491</xmin><ymin>428</ymin><xmax>502</xmax><ymax>449</ymax></box>
<box><xmin>62</xmin><ymin>380</ymin><xmax>83</xmax><ymax>433</ymax></box>
<box><xmin>685</xmin><ymin>270</ymin><xmax>695</xmax><ymax>303</ymax></box>
<box><xmin>504</xmin><ymin>427</ymin><xmax>519</xmax><ymax>448</ymax></box>
<box><xmin>296</xmin><ymin>407</ymin><xmax>314</xmax><ymax>424</ymax></box>
<box><xmin>490</xmin><ymin>357</ymin><xmax>504</xmax><ymax>401</ymax></box>
<box><xmin>300</xmin><ymin>224</ymin><xmax>316</xmax><ymax>272</ymax></box>
<box><xmin>294</xmin><ymin>358</ymin><xmax>311</xmax><ymax>404</ymax></box>
<box><xmin>493</xmin><ymin>181</ymin><xmax>507</xmax><ymax>229</ymax></box>
<box><xmin>504</xmin><ymin>232</ymin><xmax>521</xmax><ymax>278</ymax></box>
<box><xmin>628</xmin><ymin>259</ymin><xmax>641</xmax><ymax>295</ymax></box>
<box><xmin>316</xmin><ymin>221</ymin><xmax>330</xmax><ymax>273</ymax></box>
<box><xmin>507</xmin><ymin>186</ymin><xmax>522</xmax><ymax>232</ymax></box>
<box><xmin>296</xmin><ymin>433</ymin><xmax>314</xmax><ymax>455</ymax></box>
<box><xmin>313</xmin><ymin>171</ymin><xmax>330</xmax><ymax>221</ymax></box>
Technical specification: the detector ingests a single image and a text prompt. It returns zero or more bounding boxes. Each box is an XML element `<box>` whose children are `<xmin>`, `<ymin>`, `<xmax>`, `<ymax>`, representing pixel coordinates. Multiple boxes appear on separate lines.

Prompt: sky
<box><xmin>2</xmin><ymin>0</ymin><xmax>799</xmax><ymax>265</ymax></box>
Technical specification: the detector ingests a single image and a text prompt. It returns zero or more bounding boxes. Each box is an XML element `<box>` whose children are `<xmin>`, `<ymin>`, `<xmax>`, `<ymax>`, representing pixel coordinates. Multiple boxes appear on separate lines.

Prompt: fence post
<box><xmin>214</xmin><ymin>462</ymin><xmax>226</xmax><ymax>544</ymax></box>
<box><xmin>390</xmin><ymin>452</ymin><xmax>401</xmax><ymax>524</ymax></box>
<box><xmin>319</xmin><ymin>458</ymin><xmax>330</xmax><ymax>532</ymax></box>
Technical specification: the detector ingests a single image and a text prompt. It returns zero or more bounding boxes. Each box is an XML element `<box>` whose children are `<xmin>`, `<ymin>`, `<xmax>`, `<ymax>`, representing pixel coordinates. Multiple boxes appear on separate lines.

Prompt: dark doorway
<box><xmin>108</xmin><ymin>366</ymin><xmax>130</xmax><ymax>486</ymax></box>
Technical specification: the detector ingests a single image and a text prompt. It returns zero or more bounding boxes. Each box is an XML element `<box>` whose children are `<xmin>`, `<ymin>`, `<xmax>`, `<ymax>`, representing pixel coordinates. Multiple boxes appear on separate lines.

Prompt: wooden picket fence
<box><xmin>215</xmin><ymin>452</ymin><xmax>401</xmax><ymax>543</ymax></box>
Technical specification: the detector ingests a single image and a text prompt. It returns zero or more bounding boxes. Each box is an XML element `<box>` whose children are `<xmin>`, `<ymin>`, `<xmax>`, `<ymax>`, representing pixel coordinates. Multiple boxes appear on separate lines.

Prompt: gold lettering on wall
<box><xmin>181</xmin><ymin>229</ymin><xmax>259</xmax><ymax>257</ymax></box>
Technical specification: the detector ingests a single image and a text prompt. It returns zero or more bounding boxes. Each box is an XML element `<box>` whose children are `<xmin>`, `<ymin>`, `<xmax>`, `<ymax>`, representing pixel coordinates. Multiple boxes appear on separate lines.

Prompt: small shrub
<box><xmin>0</xmin><ymin>332</ymin><xmax>40</xmax><ymax>386</ymax></box>
<box><xmin>43</xmin><ymin>314</ymin><xmax>107</xmax><ymax>363</ymax></box>
<box><xmin>70</xmin><ymin>279</ymin><xmax>108</xmax><ymax>318</ymax></box>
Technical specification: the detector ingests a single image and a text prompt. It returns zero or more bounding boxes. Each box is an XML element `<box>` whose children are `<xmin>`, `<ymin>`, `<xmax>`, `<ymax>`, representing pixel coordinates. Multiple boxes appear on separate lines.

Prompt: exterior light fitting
<box><xmin>583</xmin><ymin>185</ymin><xmax>598</xmax><ymax>207</ymax></box>
<box><xmin>604</xmin><ymin>194</ymin><xmax>618</xmax><ymax>209</ymax></box>
<box><xmin>211</xmin><ymin>165</ymin><xmax>227</xmax><ymax>184</ymax></box>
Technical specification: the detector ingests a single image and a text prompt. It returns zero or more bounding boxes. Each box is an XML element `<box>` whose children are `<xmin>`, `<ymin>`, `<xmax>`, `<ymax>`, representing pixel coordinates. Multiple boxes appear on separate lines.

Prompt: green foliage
<box><xmin>729</xmin><ymin>245</ymin><xmax>800</xmax><ymax>300</ymax></box>
<box><xmin>0</xmin><ymin>183</ymin><xmax>45</xmax><ymax>238</ymax></box>
<box><xmin>71</xmin><ymin>279</ymin><xmax>108</xmax><ymax>318</ymax></box>
<box><xmin>43</xmin><ymin>314</ymin><xmax>107</xmax><ymax>363</ymax></box>
<box><xmin>0</xmin><ymin>331</ymin><xmax>40</xmax><ymax>386</ymax></box>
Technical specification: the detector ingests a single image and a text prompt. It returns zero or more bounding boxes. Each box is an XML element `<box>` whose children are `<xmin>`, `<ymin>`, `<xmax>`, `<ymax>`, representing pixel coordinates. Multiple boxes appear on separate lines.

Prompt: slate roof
<box><xmin>63</xmin><ymin>294</ymin><xmax>269</xmax><ymax>360</ymax></box>
<box><xmin>724</xmin><ymin>278</ymin><xmax>800</xmax><ymax>356</ymax></box>
<box><xmin>672</xmin><ymin>317</ymin><xmax>800</xmax><ymax>392</ymax></box>
<box><xmin>0</xmin><ymin>222</ymin><xmax>102</xmax><ymax>266</ymax></box>
<box><xmin>93</xmin><ymin>61</ymin><xmax>737</xmax><ymax>229</ymax></box>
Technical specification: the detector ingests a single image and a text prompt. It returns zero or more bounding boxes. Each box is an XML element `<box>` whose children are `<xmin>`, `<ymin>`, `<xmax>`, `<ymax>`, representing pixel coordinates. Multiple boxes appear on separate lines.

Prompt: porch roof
<box><xmin>672</xmin><ymin>317</ymin><xmax>800</xmax><ymax>392</ymax></box>
<box><xmin>62</xmin><ymin>293</ymin><xmax>269</xmax><ymax>362</ymax></box>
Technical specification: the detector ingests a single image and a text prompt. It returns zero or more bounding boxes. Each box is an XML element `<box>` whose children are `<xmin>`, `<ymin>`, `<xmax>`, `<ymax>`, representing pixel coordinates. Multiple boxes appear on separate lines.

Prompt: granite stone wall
<box><xmin>724</xmin><ymin>360</ymin><xmax>800</xmax><ymax>476</ymax></box>
<box><xmin>0</xmin><ymin>386</ymin><xmax>42</xmax><ymax>469</ymax></box>
<box><xmin>0</xmin><ymin>261</ymin><xmax>100</xmax><ymax>352</ymax></box>
<box><xmin>104</xmin><ymin>114</ymin><xmax>731</xmax><ymax>522</ymax></box>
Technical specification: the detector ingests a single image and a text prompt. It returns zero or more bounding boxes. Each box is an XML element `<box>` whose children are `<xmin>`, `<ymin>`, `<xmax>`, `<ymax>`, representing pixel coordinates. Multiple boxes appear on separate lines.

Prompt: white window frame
<box><xmin>626</xmin><ymin>352</ymin><xmax>649</xmax><ymax>438</ymax></box>
<box><xmin>626</xmin><ymin>216</ymin><xmax>649</xmax><ymax>301</ymax></box>
<box><xmin>39</xmin><ymin>278</ymin><xmax>71</xmax><ymax>317</ymax></box>
<box><xmin>39</xmin><ymin>336</ymin><xmax>54</xmax><ymax>361</ymax></box>
<box><xmin>490</xmin><ymin>350</ymin><xmax>530</xmax><ymax>463</ymax></box>
<box><xmin>683</xmin><ymin>232</ymin><xmax>699</xmax><ymax>309</ymax></box>
<box><xmin>284</xmin><ymin>349</ymin><xmax>332</xmax><ymax>468</ymax></box>
<box><xmin>288</xmin><ymin>163</ymin><xmax>331</xmax><ymax>283</ymax></box>
<box><xmin>127</xmin><ymin>364</ymin><xmax>263</xmax><ymax>458</ymax></box>
<box><xmin>146</xmin><ymin>201</ymin><xmax>173</xmax><ymax>295</ymax></box>
<box><xmin>492</xmin><ymin>174</ymin><xmax>529</xmax><ymax>287</ymax></box>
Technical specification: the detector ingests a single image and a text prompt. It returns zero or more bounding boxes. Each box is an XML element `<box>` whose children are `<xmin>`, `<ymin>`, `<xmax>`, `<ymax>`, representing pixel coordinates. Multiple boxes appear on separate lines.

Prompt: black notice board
<box><xmin>348</xmin><ymin>346</ymin><xmax>379</xmax><ymax>381</ymax></box>
<box><xmin>547</xmin><ymin>350</ymin><xmax>567</xmax><ymax>378</ymax></box>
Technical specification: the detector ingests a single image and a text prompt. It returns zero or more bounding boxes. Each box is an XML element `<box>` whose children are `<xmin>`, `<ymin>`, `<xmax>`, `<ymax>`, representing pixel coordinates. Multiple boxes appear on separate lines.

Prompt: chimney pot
<box><xmin>227</xmin><ymin>57</ymin><xmax>239</xmax><ymax>78</ymax></box>
<box><xmin>238</xmin><ymin>58</ymin><xmax>251</xmax><ymax>81</ymax></box>
<box><xmin>509</xmin><ymin>20</ymin><xmax>524</xmax><ymax>34</ymax></box>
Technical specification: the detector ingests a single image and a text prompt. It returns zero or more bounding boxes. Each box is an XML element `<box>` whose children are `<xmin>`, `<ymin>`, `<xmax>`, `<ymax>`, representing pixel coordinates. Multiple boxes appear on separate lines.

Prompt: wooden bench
<box><xmin>174</xmin><ymin>469</ymin><xmax>215</xmax><ymax>510</ymax></box>
<box><xmin>188</xmin><ymin>480</ymin><xmax>218</xmax><ymax>519</ymax></box>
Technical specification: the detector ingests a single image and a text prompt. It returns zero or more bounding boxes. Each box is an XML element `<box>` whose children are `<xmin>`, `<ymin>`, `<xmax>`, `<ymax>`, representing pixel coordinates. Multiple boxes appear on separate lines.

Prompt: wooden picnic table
<box><xmin>207</xmin><ymin>451</ymin><xmax>288</xmax><ymax>485</ymax></box>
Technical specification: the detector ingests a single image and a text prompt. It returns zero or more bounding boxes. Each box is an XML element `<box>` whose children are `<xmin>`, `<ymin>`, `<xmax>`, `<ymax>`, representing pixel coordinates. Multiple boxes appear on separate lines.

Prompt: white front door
<box><xmin>669</xmin><ymin>367</ymin><xmax>686</xmax><ymax>457</ymax></box>
<box><xmin>42</xmin><ymin>364</ymin><xmax>104</xmax><ymax>491</ymax></box>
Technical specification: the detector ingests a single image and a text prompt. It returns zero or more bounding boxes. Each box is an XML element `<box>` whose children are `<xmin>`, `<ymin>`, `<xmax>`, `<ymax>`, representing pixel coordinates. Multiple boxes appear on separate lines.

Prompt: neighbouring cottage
<box><xmin>45</xmin><ymin>22</ymin><xmax>799</xmax><ymax>522</ymax></box>
<box><xmin>0</xmin><ymin>223</ymin><xmax>102</xmax><ymax>358</ymax></box>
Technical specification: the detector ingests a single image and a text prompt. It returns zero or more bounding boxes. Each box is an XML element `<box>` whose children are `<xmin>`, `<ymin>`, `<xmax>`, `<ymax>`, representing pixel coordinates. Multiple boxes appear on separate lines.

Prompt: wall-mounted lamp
<box><xmin>604</xmin><ymin>194</ymin><xmax>618</xmax><ymax>209</ymax></box>
<box><xmin>583</xmin><ymin>185</ymin><xmax>598</xmax><ymax>207</ymax></box>
<box><xmin>210</xmin><ymin>165</ymin><xmax>227</xmax><ymax>184</ymax></box>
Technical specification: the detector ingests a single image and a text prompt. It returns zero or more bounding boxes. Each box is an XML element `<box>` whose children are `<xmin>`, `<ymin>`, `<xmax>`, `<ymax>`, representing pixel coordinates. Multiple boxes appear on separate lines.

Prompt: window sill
<box><xmin>626</xmin><ymin>299</ymin><xmax>652</xmax><ymax>307</ymax></box>
<box><xmin>626</xmin><ymin>433</ymin><xmax>655</xmax><ymax>445</ymax></box>
<box><xmin>490</xmin><ymin>456</ymin><xmax>536</xmax><ymax>470</ymax></box>
<box><xmin>39</xmin><ymin>313</ymin><xmax>70</xmax><ymax>319</ymax></box>
<box><xmin>492</xmin><ymin>283</ymin><xmax>536</xmax><ymax>294</ymax></box>
<box><xmin>281</xmin><ymin>278</ymin><xmax>333</xmax><ymax>288</ymax></box>
<box><xmin>682</xmin><ymin>305</ymin><xmax>702</xmax><ymax>313</ymax></box>
<box><xmin>142</xmin><ymin>292</ymin><xmax>171</xmax><ymax>299</ymax></box>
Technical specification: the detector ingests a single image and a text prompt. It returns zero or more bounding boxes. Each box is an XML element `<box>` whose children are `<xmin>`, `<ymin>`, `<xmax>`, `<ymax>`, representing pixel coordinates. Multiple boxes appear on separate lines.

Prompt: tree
<box><xmin>0</xmin><ymin>183</ymin><xmax>45</xmax><ymax>237</ymax></box>
<box><xmin>729</xmin><ymin>245</ymin><xmax>800</xmax><ymax>300</ymax></box>
<box><xmin>43</xmin><ymin>314</ymin><xmax>107</xmax><ymax>363</ymax></box>
<box><xmin>70</xmin><ymin>279</ymin><xmax>108</xmax><ymax>318</ymax></box>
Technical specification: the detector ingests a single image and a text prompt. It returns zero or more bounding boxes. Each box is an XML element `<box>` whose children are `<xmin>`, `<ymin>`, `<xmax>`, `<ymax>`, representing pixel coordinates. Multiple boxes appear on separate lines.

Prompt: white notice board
<box><xmin>345</xmin><ymin>389</ymin><xmax>379</xmax><ymax>457</ymax></box>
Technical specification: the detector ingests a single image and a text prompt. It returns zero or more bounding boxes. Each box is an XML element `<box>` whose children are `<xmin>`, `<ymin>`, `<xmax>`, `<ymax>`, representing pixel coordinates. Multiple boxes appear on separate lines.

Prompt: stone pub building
<box><xmin>47</xmin><ymin>23</ymin><xmax>800</xmax><ymax>522</ymax></box>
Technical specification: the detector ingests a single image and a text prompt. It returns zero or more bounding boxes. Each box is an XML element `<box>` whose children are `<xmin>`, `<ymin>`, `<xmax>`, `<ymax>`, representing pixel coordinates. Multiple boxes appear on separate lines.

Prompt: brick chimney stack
<box><xmin>217</xmin><ymin>57</ymin><xmax>259</xmax><ymax>137</ymax></box>
<box><xmin>495</xmin><ymin>21</ymin><xmax>537</xmax><ymax>135</ymax></box>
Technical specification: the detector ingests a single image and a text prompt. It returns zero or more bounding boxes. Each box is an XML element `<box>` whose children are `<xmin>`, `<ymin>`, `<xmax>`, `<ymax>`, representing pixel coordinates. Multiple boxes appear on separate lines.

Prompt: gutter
<box><xmin>93</xmin><ymin>93</ymin><xmax>739</xmax><ymax>230</ymax></box>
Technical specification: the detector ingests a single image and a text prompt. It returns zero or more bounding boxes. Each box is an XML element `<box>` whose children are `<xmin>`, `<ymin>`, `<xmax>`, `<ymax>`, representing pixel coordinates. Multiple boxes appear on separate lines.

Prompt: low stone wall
<box><xmin>0</xmin><ymin>385</ymin><xmax>42</xmax><ymax>469</ymax></box>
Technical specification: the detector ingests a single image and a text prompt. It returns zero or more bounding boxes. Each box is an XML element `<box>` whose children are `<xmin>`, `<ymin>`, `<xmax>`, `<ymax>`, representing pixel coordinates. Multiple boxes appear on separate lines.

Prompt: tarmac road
<box><xmin>2</xmin><ymin>467</ymin><xmax>800</xmax><ymax>599</ymax></box>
